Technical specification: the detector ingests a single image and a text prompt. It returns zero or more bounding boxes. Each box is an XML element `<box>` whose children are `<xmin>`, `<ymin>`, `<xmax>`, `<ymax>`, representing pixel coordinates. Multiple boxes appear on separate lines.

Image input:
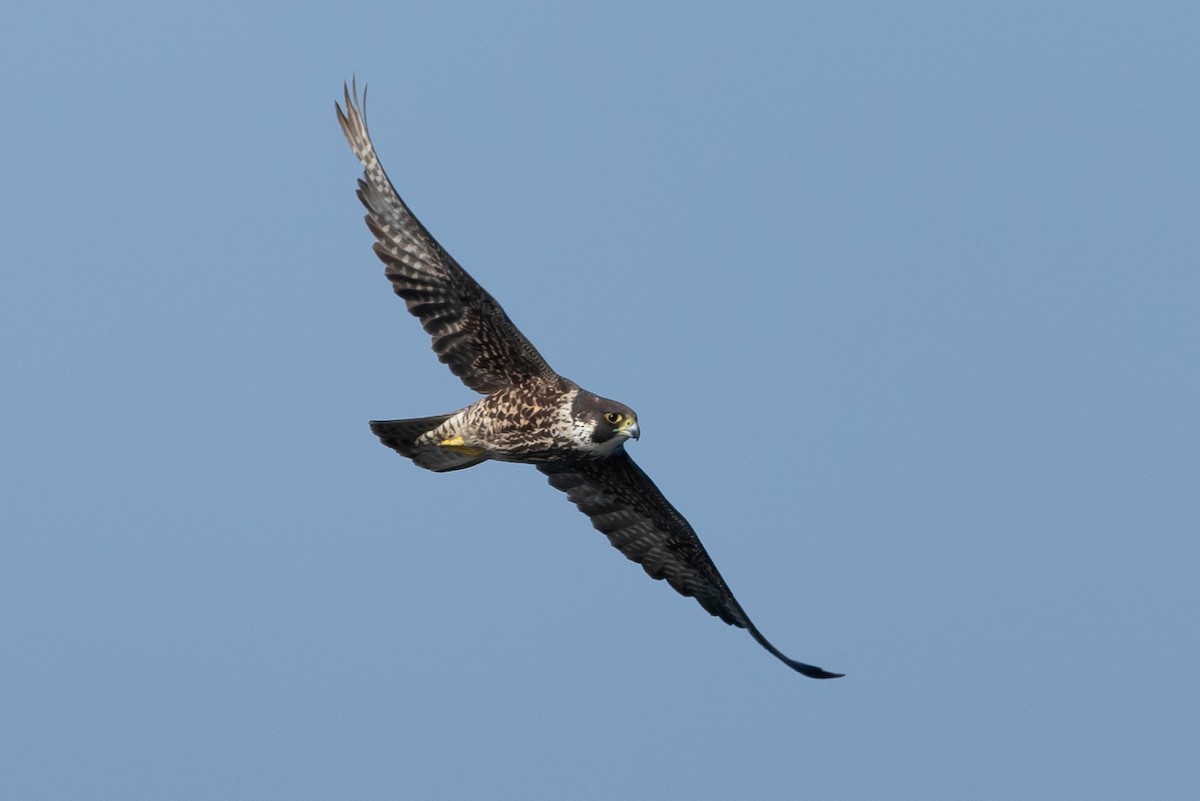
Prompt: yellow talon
<box><xmin>438</xmin><ymin>435</ymin><xmax>486</xmax><ymax>456</ymax></box>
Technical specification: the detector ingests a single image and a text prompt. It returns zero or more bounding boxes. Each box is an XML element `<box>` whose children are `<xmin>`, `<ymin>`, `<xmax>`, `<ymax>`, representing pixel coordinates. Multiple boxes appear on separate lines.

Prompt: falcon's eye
<box><xmin>604</xmin><ymin>412</ymin><xmax>623</xmax><ymax>425</ymax></box>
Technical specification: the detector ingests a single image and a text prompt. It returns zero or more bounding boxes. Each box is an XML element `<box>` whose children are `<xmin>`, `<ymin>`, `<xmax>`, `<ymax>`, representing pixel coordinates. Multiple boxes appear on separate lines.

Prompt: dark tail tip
<box><xmin>369</xmin><ymin>414</ymin><xmax>452</xmax><ymax>458</ymax></box>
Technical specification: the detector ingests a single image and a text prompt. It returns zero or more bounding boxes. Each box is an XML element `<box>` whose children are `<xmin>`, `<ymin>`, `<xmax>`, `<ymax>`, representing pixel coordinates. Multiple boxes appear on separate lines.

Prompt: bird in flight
<box><xmin>336</xmin><ymin>81</ymin><xmax>842</xmax><ymax>678</ymax></box>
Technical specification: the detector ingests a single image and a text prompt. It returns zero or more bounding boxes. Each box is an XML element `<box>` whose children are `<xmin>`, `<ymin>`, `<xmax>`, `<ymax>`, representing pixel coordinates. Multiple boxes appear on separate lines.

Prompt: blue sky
<box><xmin>3</xmin><ymin>3</ymin><xmax>1198</xmax><ymax>799</ymax></box>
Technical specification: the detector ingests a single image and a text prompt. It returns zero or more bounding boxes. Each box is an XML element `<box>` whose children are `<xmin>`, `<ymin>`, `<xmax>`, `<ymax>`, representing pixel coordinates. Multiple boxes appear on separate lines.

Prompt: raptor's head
<box><xmin>572</xmin><ymin>392</ymin><xmax>640</xmax><ymax>455</ymax></box>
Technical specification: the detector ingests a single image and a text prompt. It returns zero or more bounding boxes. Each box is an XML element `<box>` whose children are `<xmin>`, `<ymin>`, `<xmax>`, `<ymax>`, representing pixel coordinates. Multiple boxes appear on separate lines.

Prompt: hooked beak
<box><xmin>622</xmin><ymin>418</ymin><xmax>640</xmax><ymax>441</ymax></box>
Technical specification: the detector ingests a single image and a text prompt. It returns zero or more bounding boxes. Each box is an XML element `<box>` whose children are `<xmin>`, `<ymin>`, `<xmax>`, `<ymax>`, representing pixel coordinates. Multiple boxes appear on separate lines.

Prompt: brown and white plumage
<box><xmin>336</xmin><ymin>81</ymin><xmax>842</xmax><ymax>679</ymax></box>
<box><xmin>336</xmin><ymin>81</ymin><xmax>551</xmax><ymax>395</ymax></box>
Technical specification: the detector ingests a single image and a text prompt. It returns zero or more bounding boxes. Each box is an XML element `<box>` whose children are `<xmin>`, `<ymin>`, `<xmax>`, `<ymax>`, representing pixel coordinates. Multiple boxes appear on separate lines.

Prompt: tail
<box><xmin>369</xmin><ymin>415</ymin><xmax>487</xmax><ymax>473</ymax></box>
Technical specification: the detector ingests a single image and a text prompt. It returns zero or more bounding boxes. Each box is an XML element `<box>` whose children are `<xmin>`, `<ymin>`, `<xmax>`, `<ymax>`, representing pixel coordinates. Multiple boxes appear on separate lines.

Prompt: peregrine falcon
<box><xmin>336</xmin><ymin>82</ymin><xmax>842</xmax><ymax>679</ymax></box>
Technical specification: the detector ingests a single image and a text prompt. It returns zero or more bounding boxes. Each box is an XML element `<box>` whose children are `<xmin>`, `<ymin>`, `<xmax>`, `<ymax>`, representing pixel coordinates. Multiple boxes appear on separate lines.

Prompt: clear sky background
<box><xmin>3</xmin><ymin>3</ymin><xmax>1198</xmax><ymax>799</ymax></box>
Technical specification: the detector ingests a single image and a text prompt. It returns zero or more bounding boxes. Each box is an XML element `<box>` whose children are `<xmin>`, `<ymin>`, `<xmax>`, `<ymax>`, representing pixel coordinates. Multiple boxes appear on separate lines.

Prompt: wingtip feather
<box><xmin>794</xmin><ymin>664</ymin><xmax>845</xmax><ymax>680</ymax></box>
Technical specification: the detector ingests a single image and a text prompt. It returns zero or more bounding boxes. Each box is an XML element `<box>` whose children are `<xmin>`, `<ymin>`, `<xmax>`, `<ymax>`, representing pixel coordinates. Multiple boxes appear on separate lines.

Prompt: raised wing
<box><xmin>537</xmin><ymin>452</ymin><xmax>842</xmax><ymax>678</ymax></box>
<box><xmin>336</xmin><ymin>82</ymin><xmax>556</xmax><ymax>394</ymax></box>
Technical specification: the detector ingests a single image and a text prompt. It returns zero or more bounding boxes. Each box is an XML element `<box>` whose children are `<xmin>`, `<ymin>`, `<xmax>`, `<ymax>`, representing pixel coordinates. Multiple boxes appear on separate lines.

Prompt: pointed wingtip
<box><xmin>778</xmin><ymin>648</ymin><xmax>844</xmax><ymax>678</ymax></box>
<box><xmin>795</xmin><ymin>664</ymin><xmax>845</xmax><ymax>680</ymax></box>
<box><xmin>743</xmin><ymin>621</ymin><xmax>844</xmax><ymax>679</ymax></box>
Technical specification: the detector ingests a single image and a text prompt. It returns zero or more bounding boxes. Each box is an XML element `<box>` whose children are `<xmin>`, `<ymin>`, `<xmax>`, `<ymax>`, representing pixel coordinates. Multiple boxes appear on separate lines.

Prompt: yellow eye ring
<box><xmin>605</xmin><ymin>412</ymin><xmax>623</xmax><ymax>425</ymax></box>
